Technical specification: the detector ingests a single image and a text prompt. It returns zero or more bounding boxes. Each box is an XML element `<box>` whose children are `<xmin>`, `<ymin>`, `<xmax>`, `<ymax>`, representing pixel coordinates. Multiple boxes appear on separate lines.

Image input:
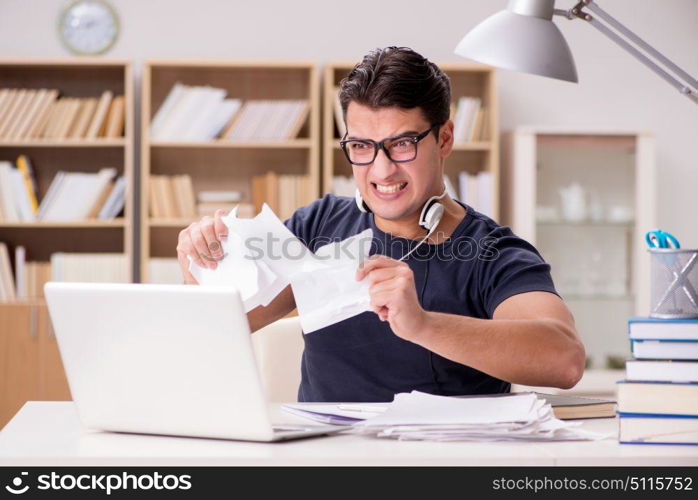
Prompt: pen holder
<box><xmin>649</xmin><ymin>248</ymin><xmax>698</xmax><ymax>319</ymax></box>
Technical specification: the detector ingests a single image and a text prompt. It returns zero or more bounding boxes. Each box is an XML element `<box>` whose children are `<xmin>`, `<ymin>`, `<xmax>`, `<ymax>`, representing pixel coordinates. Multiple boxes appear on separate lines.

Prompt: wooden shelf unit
<box><xmin>0</xmin><ymin>302</ymin><xmax>71</xmax><ymax>429</ymax></box>
<box><xmin>323</xmin><ymin>61</ymin><xmax>500</xmax><ymax>220</ymax></box>
<box><xmin>502</xmin><ymin>128</ymin><xmax>656</xmax><ymax>365</ymax></box>
<box><xmin>141</xmin><ymin>60</ymin><xmax>320</xmax><ymax>283</ymax></box>
<box><xmin>0</xmin><ymin>59</ymin><xmax>135</xmax><ymax>294</ymax></box>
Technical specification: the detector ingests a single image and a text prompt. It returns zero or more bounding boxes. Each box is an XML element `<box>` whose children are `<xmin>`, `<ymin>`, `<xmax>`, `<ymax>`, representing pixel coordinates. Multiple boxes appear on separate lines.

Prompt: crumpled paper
<box><xmin>189</xmin><ymin>204</ymin><xmax>373</xmax><ymax>333</ymax></box>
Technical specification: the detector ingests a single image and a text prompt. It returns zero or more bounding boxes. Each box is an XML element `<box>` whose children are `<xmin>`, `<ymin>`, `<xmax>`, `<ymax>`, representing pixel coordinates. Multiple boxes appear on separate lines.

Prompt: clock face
<box><xmin>59</xmin><ymin>0</ymin><xmax>119</xmax><ymax>55</ymax></box>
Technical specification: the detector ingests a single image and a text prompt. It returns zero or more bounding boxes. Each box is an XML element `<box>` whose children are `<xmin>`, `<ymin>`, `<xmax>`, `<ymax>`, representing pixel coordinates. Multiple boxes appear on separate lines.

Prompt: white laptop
<box><xmin>44</xmin><ymin>282</ymin><xmax>342</xmax><ymax>442</ymax></box>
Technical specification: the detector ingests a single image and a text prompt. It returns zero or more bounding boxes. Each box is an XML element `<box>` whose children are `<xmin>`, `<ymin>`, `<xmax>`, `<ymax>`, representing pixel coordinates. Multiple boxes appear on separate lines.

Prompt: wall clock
<box><xmin>58</xmin><ymin>0</ymin><xmax>119</xmax><ymax>55</ymax></box>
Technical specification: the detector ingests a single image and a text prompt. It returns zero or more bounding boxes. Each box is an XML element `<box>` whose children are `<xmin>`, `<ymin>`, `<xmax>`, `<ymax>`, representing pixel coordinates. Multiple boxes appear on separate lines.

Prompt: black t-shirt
<box><xmin>284</xmin><ymin>194</ymin><xmax>558</xmax><ymax>402</ymax></box>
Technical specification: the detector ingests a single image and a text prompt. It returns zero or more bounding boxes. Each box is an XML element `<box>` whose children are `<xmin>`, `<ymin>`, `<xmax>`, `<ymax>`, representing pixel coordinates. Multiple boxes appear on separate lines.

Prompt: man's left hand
<box><xmin>356</xmin><ymin>255</ymin><xmax>428</xmax><ymax>342</ymax></box>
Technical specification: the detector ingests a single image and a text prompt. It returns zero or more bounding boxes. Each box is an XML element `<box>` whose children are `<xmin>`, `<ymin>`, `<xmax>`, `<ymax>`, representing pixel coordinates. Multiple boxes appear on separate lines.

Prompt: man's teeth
<box><xmin>375</xmin><ymin>182</ymin><xmax>407</xmax><ymax>193</ymax></box>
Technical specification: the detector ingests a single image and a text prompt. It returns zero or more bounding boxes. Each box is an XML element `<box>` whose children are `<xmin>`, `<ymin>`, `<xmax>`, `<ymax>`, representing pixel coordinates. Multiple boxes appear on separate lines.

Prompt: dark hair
<box><xmin>339</xmin><ymin>47</ymin><xmax>451</xmax><ymax>137</ymax></box>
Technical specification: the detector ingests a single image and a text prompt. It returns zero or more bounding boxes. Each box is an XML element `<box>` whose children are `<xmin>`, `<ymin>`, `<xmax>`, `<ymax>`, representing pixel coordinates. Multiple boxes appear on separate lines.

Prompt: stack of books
<box><xmin>617</xmin><ymin>317</ymin><xmax>698</xmax><ymax>445</ymax></box>
<box><xmin>451</xmin><ymin>97</ymin><xmax>488</xmax><ymax>143</ymax></box>
<box><xmin>196</xmin><ymin>190</ymin><xmax>254</xmax><ymax>218</ymax></box>
<box><xmin>456</xmin><ymin>171</ymin><xmax>493</xmax><ymax>217</ymax></box>
<box><xmin>251</xmin><ymin>171</ymin><xmax>312</xmax><ymax>220</ymax></box>
<box><xmin>150</xmin><ymin>83</ymin><xmax>309</xmax><ymax>142</ymax></box>
<box><xmin>0</xmin><ymin>244</ymin><xmax>129</xmax><ymax>302</ymax></box>
<box><xmin>148</xmin><ymin>174</ymin><xmax>197</xmax><ymax>219</ymax></box>
<box><xmin>0</xmin><ymin>157</ymin><xmax>125</xmax><ymax>222</ymax></box>
<box><xmin>50</xmin><ymin>253</ymin><xmax>129</xmax><ymax>283</ymax></box>
<box><xmin>222</xmin><ymin>100</ymin><xmax>309</xmax><ymax>141</ymax></box>
<box><xmin>0</xmin><ymin>88</ymin><xmax>124</xmax><ymax>140</ymax></box>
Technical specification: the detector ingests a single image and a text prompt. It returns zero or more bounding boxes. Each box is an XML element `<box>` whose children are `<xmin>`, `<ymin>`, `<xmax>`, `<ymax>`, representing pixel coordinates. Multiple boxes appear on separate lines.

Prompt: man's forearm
<box><xmin>247</xmin><ymin>285</ymin><xmax>296</xmax><ymax>333</ymax></box>
<box><xmin>413</xmin><ymin>312</ymin><xmax>585</xmax><ymax>389</ymax></box>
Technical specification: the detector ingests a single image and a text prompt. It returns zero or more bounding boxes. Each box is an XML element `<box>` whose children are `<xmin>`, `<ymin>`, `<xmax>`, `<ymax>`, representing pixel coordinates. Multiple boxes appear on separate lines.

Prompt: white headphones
<box><xmin>355</xmin><ymin>187</ymin><xmax>446</xmax><ymax>232</ymax></box>
<box><xmin>355</xmin><ymin>187</ymin><xmax>447</xmax><ymax>260</ymax></box>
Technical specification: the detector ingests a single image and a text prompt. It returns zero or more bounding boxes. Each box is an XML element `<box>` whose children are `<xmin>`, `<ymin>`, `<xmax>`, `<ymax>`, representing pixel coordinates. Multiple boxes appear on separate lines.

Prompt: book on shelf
<box><xmin>14</xmin><ymin>245</ymin><xmax>25</xmax><ymax>299</ymax></box>
<box><xmin>0</xmin><ymin>88</ymin><xmax>28</xmax><ymax>137</ymax></box>
<box><xmin>50</xmin><ymin>252</ymin><xmax>129</xmax><ymax>283</ymax></box>
<box><xmin>452</xmin><ymin>96</ymin><xmax>486</xmax><ymax>142</ymax></box>
<box><xmin>197</xmin><ymin>190</ymin><xmax>243</xmax><ymax>204</ymax></box>
<box><xmin>104</xmin><ymin>95</ymin><xmax>126</xmax><ymax>138</ymax></box>
<box><xmin>150</xmin><ymin>82</ymin><xmax>244</xmax><ymax>141</ymax></box>
<box><xmin>456</xmin><ymin>171</ymin><xmax>493</xmax><ymax>217</ymax></box>
<box><xmin>251</xmin><ymin>171</ymin><xmax>312</xmax><ymax>220</ymax></box>
<box><xmin>148</xmin><ymin>174</ymin><xmax>197</xmax><ymax>219</ymax></box>
<box><xmin>0</xmin><ymin>159</ymin><xmax>41</xmax><ymax>222</ymax></box>
<box><xmin>628</xmin><ymin>316</ymin><xmax>698</xmax><ymax>340</ymax></box>
<box><xmin>193</xmin><ymin>191</ymin><xmax>251</xmax><ymax>217</ymax></box>
<box><xmin>333</xmin><ymin>87</ymin><xmax>346</xmax><ymax>138</ymax></box>
<box><xmin>37</xmin><ymin>167</ymin><xmax>121</xmax><ymax>222</ymax></box>
<box><xmin>68</xmin><ymin>97</ymin><xmax>98</xmax><ymax>139</ymax></box>
<box><xmin>223</xmin><ymin>99</ymin><xmax>309</xmax><ymax>141</ymax></box>
<box><xmin>0</xmin><ymin>88</ymin><xmax>124</xmax><ymax>140</ymax></box>
<box><xmin>195</xmin><ymin>202</ymin><xmax>254</xmax><ymax>218</ymax></box>
<box><xmin>97</xmin><ymin>176</ymin><xmax>126</xmax><ymax>219</ymax></box>
<box><xmin>85</xmin><ymin>90</ymin><xmax>113</xmax><ymax>139</ymax></box>
<box><xmin>625</xmin><ymin>359</ymin><xmax>698</xmax><ymax>383</ymax></box>
<box><xmin>55</xmin><ymin>97</ymin><xmax>81</xmax><ymax>139</ymax></box>
<box><xmin>618</xmin><ymin>414</ymin><xmax>698</xmax><ymax>445</ymax></box>
<box><xmin>2</xmin><ymin>257</ymin><xmax>52</xmax><ymax>301</ymax></box>
<box><xmin>15</xmin><ymin>155</ymin><xmax>39</xmax><ymax>214</ymax></box>
<box><xmin>0</xmin><ymin>161</ymin><xmax>25</xmax><ymax>222</ymax></box>
<box><xmin>2</xmin><ymin>250</ymin><xmax>129</xmax><ymax>301</ymax></box>
<box><xmin>0</xmin><ymin>242</ymin><xmax>16</xmax><ymax>301</ymax></box>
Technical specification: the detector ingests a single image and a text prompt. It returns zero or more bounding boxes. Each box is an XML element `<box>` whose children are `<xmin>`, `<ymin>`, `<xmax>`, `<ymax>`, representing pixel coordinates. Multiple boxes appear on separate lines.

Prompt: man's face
<box><xmin>346</xmin><ymin>102</ymin><xmax>451</xmax><ymax>222</ymax></box>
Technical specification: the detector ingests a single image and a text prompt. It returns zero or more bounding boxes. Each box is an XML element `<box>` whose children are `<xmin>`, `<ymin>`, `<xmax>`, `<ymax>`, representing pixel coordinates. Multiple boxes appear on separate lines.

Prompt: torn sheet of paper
<box><xmin>188</xmin><ymin>205</ymin><xmax>288</xmax><ymax>312</ymax></box>
<box><xmin>190</xmin><ymin>204</ymin><xmax>374</xmax><ymax>333</ymax></box>
<box><xmin>286</xmin><ymin>228</ymin><xmax>373</xmax><ymax>333</ymax></box>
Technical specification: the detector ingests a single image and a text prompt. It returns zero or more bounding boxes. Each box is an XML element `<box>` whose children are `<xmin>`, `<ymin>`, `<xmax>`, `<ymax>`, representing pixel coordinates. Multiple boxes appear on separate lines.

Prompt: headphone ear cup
<box><xmin>420</xmin><ymin>202</ymin><xmax>444</xmax><ymax>232</ymax></box>
<box><xmin>355</xmin><ymin>188</ymin><xmax>370</xmax><ymax>213</ymax></box>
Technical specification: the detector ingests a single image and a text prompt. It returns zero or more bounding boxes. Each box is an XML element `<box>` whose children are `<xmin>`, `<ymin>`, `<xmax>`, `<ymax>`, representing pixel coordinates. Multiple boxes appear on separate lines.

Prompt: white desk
<box><xmin>1</xmin><ymin>402</ymin><xmax>697</xmax><ymax>466</ymax></box>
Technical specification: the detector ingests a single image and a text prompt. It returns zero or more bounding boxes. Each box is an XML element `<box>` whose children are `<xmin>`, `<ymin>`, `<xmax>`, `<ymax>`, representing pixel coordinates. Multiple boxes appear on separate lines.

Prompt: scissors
<box><xmin>645</xmin><ymin>229</ymin><xmax>698</xmax><ymax>315</ymax></box>
<box><xmin>645</xmin><ymin>229</ymin><xmax>681</xmax><ymax>249</ymax></box>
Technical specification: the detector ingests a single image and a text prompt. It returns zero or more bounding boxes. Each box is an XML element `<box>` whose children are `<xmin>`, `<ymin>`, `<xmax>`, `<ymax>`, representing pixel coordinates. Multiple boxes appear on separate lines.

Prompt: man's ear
<box><xmin>439</xmin><ymin>120</ymin><xmax>455</xmax><ymax>157</ymax></box>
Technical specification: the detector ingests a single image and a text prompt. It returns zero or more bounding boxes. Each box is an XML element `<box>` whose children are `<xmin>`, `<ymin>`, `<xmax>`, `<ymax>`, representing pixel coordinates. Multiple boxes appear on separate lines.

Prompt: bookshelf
<box><xmin>141</xmin><ymin>60</ymin><xmax>320</xmax><ymax>283</ymax></box>
<box><xmin>0</xmin><ymin>59</ymin><xmax>132</xmax><ymax>426</ymax></box>
<box><xmin>0</xmin><ymin>59</ymin><xmax>134</xmax><ymax>296</ymax></box>
<box><xmin>323</xmin><ymin>62</ymin><xmax>500</xmax><ymax>220</ymax></box>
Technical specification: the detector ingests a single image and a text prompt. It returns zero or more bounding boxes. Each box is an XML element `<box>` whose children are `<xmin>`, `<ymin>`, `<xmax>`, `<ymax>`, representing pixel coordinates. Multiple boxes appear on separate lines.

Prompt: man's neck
<box><xmin>372</xmin><ymin>195</ymin><xmax>466</xmax><ymax>243</ymax></box>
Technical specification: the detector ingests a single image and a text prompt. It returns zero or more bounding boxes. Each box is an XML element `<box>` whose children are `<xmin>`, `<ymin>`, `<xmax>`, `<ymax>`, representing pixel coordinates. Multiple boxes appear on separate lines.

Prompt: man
<box><xmin>177</xmin><ymin>47</ymin><xmax>586</xmax><ymax>402</ymax></box>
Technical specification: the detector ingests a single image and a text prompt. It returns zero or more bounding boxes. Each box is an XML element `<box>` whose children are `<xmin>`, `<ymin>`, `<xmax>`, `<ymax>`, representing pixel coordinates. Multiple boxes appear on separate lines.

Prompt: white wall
<box><xmin>1</xmin><ymin>0</ymin><xmax>697</xmax><ymax>245</ymax></box>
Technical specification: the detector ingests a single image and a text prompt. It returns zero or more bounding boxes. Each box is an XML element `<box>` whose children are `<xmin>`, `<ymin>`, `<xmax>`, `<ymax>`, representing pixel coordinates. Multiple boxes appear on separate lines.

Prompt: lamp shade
<box><xmin>454</xmin><ymin>0</ymin><xmax>578</xmax><ymax>83</ymax></box>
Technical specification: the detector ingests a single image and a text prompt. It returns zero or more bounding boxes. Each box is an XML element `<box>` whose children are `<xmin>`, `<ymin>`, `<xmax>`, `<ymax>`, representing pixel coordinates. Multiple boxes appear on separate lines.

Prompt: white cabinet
<box><xmin>503</xmin><ymin>128</ymin><xmax>656</xmax><ymax>368</ymax></box>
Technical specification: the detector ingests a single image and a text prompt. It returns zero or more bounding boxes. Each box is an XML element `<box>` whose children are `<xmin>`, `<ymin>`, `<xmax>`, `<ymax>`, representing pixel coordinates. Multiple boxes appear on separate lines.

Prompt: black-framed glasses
<box><xmin>339</xmin><ymin>124</ymin><xmax>438</xmax><ymax>166</ymax></box>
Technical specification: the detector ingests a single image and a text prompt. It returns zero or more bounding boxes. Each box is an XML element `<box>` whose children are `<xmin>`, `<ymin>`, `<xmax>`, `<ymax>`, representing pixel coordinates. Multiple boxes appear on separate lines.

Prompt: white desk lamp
<box><xmin>454</xmin><ymin>0</ymin><xmax>697</xmax><ymax>104</ymax></box>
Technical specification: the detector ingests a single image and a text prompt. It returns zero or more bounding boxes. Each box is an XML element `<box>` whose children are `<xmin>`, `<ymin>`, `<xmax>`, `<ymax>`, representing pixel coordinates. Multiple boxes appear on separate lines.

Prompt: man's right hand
<box><xmin>176</xmin><ymin>208</ymin><xmax>229</xmax><ymax>284</ymax></box>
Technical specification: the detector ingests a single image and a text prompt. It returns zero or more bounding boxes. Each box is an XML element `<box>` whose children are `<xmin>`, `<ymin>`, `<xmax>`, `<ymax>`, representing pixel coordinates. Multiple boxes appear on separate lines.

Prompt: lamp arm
<box><xmin>554</xmin><ymin>0</ymin><xmax>698</xmax><ymax>104</ymax></box>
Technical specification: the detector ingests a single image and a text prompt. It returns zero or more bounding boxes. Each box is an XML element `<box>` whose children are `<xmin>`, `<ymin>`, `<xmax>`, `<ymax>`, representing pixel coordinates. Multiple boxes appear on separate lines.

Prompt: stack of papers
<box><xmin>284</xmin><ymin>392</ymin><xmax>609</xmax><ymax>442</ymax></box>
